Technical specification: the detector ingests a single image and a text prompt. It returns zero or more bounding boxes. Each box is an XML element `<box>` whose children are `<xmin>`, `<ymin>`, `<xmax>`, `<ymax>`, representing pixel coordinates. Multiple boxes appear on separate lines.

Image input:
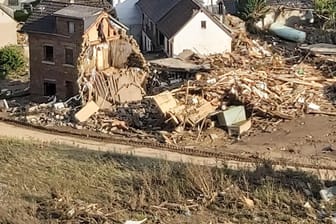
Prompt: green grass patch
<box><xmin>0</xmin><ymin>137</ymin><xmax>330</xmax><ymax>223</ymax></box>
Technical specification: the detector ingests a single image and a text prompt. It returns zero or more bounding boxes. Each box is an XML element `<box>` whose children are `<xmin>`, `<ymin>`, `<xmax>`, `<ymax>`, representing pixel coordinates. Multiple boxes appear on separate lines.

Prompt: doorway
<box><xmin>43</xmin><ymin>80</ymin><xmax>56</xmax><ymax>96</ymax></box>
<box><xmin>65</xmin><ymin>81</ymin><xmax>75</xmax><ymax>98</ymax></box>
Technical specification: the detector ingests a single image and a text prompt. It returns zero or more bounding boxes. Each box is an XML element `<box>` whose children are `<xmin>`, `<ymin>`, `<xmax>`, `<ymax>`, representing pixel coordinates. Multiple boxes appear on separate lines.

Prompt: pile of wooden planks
<box><xmin>170</xmin><ymin>44</ymin><xmax>336</xmax><ymax>121</ymax></box>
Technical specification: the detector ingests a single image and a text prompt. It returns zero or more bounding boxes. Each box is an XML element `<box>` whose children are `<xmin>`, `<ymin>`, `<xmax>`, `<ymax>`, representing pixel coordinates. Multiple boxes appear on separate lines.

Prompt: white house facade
<box><xmin>137</xmin><ymin>0</ymin><xmax>232</xmax><ymax>57</ymax></box>
<box><xmin>172</xmin><ymin>11</ymin><xmax>232</xmax><ymax>55</ymax></box>
<box><xmin>0</xmin><ymin>8</ymin><xmax>17</xmax><ymax>47</ymax></box>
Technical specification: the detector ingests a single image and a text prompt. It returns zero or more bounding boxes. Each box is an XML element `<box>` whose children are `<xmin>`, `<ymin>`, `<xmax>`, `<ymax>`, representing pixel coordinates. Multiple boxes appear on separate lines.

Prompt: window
<box><xmin>218</xmin><ymin>2</ymin><xmax>224</xmax><ymax>14</ymax></box>
<box><xmin>65</xmin><ymin>48</ymin><xmax>74</xmax><ymax>65</ymax></box>
<box><xmin>43</xmin><ymin>45</ymin><xmax>54</xmax><ymax>62</ymax></box>
<box><xmin>43</xmin><ymin>80</ymin><xmax>56</xmax><ymax>96</ymax></box>
<box><xmin>201</xmin><ymin>20</ymin><xmax>206</xmax><ymax>29</ymax></box>
<box><xmin>68</xmin><ymin>21</ymin><xmax>75</xmax><ymax>34</ymax></box>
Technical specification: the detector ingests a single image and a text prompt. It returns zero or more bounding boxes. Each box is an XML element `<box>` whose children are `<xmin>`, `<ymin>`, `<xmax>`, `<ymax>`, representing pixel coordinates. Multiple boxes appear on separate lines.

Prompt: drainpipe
<box><xmin>210</xmin><ymin>0</ymin><xmax>213</xmax><ymax>13</ymax></box>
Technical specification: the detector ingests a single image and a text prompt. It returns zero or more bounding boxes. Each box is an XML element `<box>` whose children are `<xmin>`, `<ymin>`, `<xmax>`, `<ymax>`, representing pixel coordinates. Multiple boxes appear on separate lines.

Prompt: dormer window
<box><xmin>68</xmin><ymin>21</ymin><xmax>75</xmax><ymax>34</ymax></box>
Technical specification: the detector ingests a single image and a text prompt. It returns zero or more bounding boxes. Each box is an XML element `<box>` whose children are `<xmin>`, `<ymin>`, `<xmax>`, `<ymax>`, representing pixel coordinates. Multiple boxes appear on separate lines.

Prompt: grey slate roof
<box><xmin>51</xmin><ymin>0</ymin><xmax>113</xmax><ymax>10</ymax></box>
<box><xmin>21</xmin><ymin>0</ymin><xmax>112</xmax><ymax>34</ymax></box>
<box><xmin>156</xmin><ymin>0</ymin><xmax>199</xmax><ymax>38</ymax></box>
<box><xmin>136</xmin><ymin>0</ymin><xmax>180</xmax><ymax>23</ymax></box>
<box><xmin>145</xmin><ymin>0</ymin><xmax>232</xmax><ymax>39</ymax></box>
<box><xmin>54</xmin><ymin>5</ymin><xmax>103</xmax><ymax>31</ymax></box>
<box><xmin>21</xmin><ymin>1</ymin><xmax>67</xmax><ymax>34</ymax></box>
<box><xmin>54</xmin><ymin>5</ymin><xmax>102</xmax><ymax>19</ymax></box>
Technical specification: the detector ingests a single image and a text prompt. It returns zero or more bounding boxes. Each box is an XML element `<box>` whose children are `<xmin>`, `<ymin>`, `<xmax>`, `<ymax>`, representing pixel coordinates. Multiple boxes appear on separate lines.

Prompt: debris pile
<box><xmin>77</xmin><ymin>25</ymin><xmax>149</xmax><ymax>105</ymax></box>
<box><xmin>37</xmin><ymin>194</ymin><xmax>120</xmax><ymax>223</ymax></box>
<box><xmin>84</xmin><ymin>99</ymin><xmax>164</xmax><ymax>133</ymax></box>
<box><xmin>16</xmin><ymin>96</ymin><xmax>77</xmax><ymax>127</ymax></box>
<box><xmin>181</xmin><ymin>55</ymin><xmax>336</xmax><ymax>119</ymax></box>
<box><xmin>6</xmin><ymin>27</ymin><xmax>336</xmax><ymax>145</ymax></box>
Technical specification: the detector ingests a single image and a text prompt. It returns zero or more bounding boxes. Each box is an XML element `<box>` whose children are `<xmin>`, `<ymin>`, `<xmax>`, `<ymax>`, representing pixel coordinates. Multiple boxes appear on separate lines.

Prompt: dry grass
<box><xmin>0</xmin><ymin>137</ymin><xmax>331</xmax><ymax>223</ymax></box>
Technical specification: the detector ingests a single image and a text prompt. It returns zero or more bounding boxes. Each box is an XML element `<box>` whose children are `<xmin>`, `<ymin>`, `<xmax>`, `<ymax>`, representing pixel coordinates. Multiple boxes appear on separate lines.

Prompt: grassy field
<box><xmin>0</xmin><ymin>137</ymin><xmax>333</xmax><ymax>223</ymax></box>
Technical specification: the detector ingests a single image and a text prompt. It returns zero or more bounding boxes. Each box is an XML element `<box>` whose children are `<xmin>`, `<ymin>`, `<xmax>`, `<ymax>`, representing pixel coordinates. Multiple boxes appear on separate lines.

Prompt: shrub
<box><xmin>314</xmin><ymin>0</ymin><xmax>336</xmax><ymax>29</ymax></box>
<box><xmin>0</xmin><ymin>45</ymin><xmax>26</xmax><ymax>79</ymax></box>
<box><xmin>237</xmin><ymin>0</ymin><xmax>270</xmax><ymax>22</ymax></box>
<box><xmin>14</xmin><ymin>10</ymin><xmax>30</xmax><ymax>22</ymax></box>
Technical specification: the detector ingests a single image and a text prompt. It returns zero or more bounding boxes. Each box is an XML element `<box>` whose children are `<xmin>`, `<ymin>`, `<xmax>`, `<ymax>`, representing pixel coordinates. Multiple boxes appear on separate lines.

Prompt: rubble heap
<box><xmin>77</xmin><ymin>27</ymin><xmax>149</xmax><ymax>105</ymax></box>
<box><xmin>180</xmin><ymin>52</ymin><xmax>336</xmax><ymax>120</ymax></box>
<box><xmin>6</xmin><ymin>30</ymin><xmax>336</xmax><ymax>145</ymax></box>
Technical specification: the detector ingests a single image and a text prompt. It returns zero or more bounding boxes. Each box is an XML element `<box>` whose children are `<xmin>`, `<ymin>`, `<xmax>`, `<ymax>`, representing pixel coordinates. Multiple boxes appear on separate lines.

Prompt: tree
<box><xmin>314</xmin><ymin>0</ymin><xmax>336</xmax><ymax>29</ymax></box>
<box><xmin>237</xmin><ymin>0</ymin><xmax>270</xmax><ymax>22</ymax></box>
<box><xmin>0</xmin><ymin>45</ymin><xmax>27</xmax><ymax>79</ymax></box>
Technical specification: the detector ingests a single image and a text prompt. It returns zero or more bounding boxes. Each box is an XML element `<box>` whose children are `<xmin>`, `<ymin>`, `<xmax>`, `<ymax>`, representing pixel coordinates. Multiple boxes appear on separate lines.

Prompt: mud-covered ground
<box><xmin>171</xmin><ymin>114</ymin><xmax>336</xmax><ymax>167</ymax></box>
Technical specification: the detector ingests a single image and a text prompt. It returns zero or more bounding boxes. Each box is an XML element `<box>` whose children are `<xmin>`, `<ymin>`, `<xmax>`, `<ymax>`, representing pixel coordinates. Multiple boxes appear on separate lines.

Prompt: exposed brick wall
<box><xmin>28</xmin><ymin>19</ymin><xmax>84</xmax><ymax>99</ymax></box>
<box><xmin>56</xmin><ymin>17</ymin><xmax>84</xmax><ymax>36</ymax></box>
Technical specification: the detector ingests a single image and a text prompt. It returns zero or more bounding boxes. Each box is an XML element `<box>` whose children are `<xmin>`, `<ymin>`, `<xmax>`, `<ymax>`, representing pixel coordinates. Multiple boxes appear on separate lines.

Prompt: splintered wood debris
<box><xmin>9</xmin><ymin>29</ymin><xmax>336</xmax><ymax>145</ymax></box>
<box><xmin>76</xmin><ymin>23</ymin><xmax>148</xmax><ymax>106</ymax></box>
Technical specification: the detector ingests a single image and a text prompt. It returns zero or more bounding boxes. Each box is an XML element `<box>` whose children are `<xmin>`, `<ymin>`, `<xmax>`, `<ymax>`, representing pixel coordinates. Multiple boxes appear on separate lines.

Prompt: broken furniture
<box><xmin>216</xmin><ymin>106</ymin><xmax>251</xmax><ymax>137</ymax></box>
<box><xmin>152</xmin><ymin>91</ymin><xmax>216</xmax><ymax>127</ymax></box>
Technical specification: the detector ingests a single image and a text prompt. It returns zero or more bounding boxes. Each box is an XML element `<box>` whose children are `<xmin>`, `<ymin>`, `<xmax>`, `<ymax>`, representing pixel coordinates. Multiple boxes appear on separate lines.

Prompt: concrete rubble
<box><xmin>75</xmin><ymin>101</ymin><xmax>99</xmax><ymax>123</ymax></box>
<box><xmin>320</xmin><ymin>186</ymin><xmax>336</xmax><ymax>202</ymax></box>
<box><xmin>0</xmin><ymin>99</ymin><xmax>9</xmax><ymax>111</ymax></box>
<box><xmin>4</xmin><ymin>13</ymin><xmax>336</xmax><ymax>145</ymax></box>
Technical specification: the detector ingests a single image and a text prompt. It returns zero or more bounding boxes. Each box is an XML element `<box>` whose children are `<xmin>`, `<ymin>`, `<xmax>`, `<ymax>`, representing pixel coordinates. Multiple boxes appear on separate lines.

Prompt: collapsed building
<box><xmin>21</xmin><ymin>0</ymin><xmax>147</xmax><ymax>103</ymax></box>
<box><xmin>9</xmin><ymin>0</ymin><xmax>336</xmax><ymax>146</ymax></box>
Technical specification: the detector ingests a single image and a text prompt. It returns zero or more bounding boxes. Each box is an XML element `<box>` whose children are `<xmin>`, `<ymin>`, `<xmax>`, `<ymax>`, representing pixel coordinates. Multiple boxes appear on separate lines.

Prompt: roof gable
<box><xmin>50</xmin><ymin>0</ymin><xmax>113</xmax><ymax>10</ymax></box>
<box><xmin>21</xmin><ymin>0</ymin><xmax>112</xmax><ymax>34</ymax></box>
<box><xmin>156</xmin><ymin>0</ymin><xmax>232</xmax><ymax>39</ymax></box>
<box><xmin>136</xmin><ymin>0</ymin><xmax>180</xmax><ymax>22</ymax></box>
<box><xmin>0</xmin><ymin>8</ymin><xmax>17</xmax><ymax>24</ymax></box>
<box><xmin>156</xmin><ymin>0</ymin><xmax>199</xmax><ymax>38</ymax></box>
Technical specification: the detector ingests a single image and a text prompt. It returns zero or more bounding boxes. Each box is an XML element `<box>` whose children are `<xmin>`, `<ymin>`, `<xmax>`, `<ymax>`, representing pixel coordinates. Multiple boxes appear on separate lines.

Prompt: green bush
<box><xmin>314</xmin><ymin>0</ymin><xmax>336</xmax><ymax>29</ymax></box>
<box><xmin>237</xmin><ymin>0</ymin><xmax>270</xmax><ymax>22</ymax></box>
<box><xmin>14</xmin><ymin>10</ymin><xmax>30</xmax><ymax>22</ymax></box>
<box><xmin>0</xmin><ymin>45</ymin><xmax>26</xmax><ymax>79</ymax></box>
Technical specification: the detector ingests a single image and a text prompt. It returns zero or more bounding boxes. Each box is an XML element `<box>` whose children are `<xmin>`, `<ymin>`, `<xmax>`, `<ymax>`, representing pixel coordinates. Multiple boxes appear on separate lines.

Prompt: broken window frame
<box><xmin>64</xmin><ymin>47</ymin><xmax>74</xmax><ymax>66</ymax></box>
<box><xmin>201</xmin><ymin>20</ymin><xmax>207</xmax><ymax>29</ymax></box>
<box><xmin>42</xmin><ymin>45</ymin><xmax>54</xmax><ymax>63</ymax></box>
<box><xmin>68</xmin><ymin>21</ymin><xmax>75</xmax><ymax>34</ymax></box>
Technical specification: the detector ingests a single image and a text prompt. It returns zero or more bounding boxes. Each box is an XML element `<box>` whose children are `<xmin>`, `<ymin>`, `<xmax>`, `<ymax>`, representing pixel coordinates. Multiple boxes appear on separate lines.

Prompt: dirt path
<box><xmin>0</xmin><ymin>121</ymin><xmax>222</xmax><ymax>165</ymax></box>
<box><xmin>1</xmin><ymin>121</ymin><xmax>336</xmax><ymax>179</ymax></box>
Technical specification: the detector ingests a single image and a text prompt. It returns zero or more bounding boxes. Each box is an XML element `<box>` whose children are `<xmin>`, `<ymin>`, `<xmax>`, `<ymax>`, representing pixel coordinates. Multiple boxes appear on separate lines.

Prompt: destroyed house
<box><xmin>136</xmin><ymin>0</ymin><xmax>232</xmax><ymax>56</ymax></box>
<box><xmin>21</xmin><ymin>1</ymin><xmax>134</xmax><ymax>99</ymax></box>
